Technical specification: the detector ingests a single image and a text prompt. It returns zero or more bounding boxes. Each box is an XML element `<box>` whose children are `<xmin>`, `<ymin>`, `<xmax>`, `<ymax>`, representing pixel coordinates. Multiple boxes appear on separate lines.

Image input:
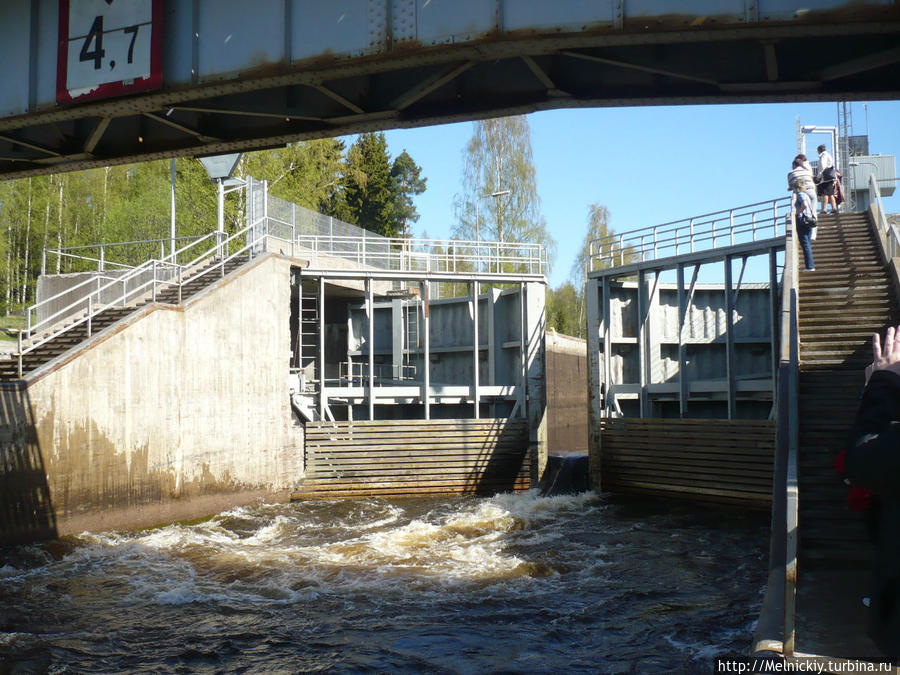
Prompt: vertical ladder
<box><xmin>403</xmin><ymin>296</ymin><xmax>420</xmax><ymax>380</ymax></box>
<box><xmin>297</xmin><ymin>285</ymin><xmax>320</xmax><ymax>393</ymax></box>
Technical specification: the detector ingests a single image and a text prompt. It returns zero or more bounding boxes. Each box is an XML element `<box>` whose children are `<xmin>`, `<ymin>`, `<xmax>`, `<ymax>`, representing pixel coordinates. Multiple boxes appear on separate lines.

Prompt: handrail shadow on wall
<box><xmin>0</xmin><ymin>381</ymin><xmax>57</xmax><ymax>545</ymax></box>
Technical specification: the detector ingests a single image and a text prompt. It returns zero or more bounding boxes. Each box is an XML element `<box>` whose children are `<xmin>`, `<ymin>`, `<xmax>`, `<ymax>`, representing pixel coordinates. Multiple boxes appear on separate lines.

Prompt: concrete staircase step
<box><xmin>796</xmin><ymin>212</ymin><xmax>896</xmax><ymax>567</ymax></box>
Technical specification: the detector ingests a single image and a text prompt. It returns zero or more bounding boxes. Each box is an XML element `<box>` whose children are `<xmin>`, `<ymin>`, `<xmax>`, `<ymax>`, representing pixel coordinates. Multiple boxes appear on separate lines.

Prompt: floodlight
<box><xmin>198</xmin><ymin>153</ymin><xmax>243</xmax><ymax>181</ymax></box>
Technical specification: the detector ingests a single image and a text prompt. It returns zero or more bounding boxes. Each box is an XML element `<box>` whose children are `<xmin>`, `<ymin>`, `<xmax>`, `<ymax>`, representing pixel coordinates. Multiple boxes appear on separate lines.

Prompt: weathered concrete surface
<box><xmin>0</xmin><ymin>382</ymin><xmax>57</xmax><ymax>544</ymax></box>
<box><xmin>546</xmin><ymin>331</ymin><xmax>588</xmax><ymax>455</ymax></box>
<box><xmin>525</xmin><ymin>281</ymin><xmax>548</xmax><ymax>482</ymax></box>
<box><xmin>20</xmin><ymin>253</ymin><xmax>303</xmax><ymax>537</ymax></box>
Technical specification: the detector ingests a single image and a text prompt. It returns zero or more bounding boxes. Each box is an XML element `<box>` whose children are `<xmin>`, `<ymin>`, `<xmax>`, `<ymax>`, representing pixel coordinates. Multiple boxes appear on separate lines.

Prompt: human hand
<box><xmin>866</xmin><ymin>325</ymin><xmax>900</xmax><ymax>383</ymax></box>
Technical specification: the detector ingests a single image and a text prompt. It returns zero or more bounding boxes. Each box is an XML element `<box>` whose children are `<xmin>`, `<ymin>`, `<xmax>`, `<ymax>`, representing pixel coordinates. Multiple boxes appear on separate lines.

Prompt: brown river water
<box><xmin>0</xmin><ymin>490</ymin><xmax>767</xmax><ymax>673</ymax></box>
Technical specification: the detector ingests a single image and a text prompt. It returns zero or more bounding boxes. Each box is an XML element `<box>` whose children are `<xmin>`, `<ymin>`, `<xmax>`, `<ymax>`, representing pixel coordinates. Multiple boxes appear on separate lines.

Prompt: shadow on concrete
<box><xmin>0</xmin><ymin>381</ymin><xmax>57</xmax><ymax>545</ymax></box>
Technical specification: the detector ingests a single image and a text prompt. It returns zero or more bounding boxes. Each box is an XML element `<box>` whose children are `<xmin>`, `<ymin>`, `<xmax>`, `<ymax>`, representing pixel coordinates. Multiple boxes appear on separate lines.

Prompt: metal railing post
<box><xmin>99</xmin><ymin>245</ymin><xmax>105</xmax><ymax>272</ymax></box>
<box><xmin>177</xmin><ymin>268</ymin><xmax>183</xmax><ymax>304</ymax></box>
<box><xmin>152</xmin><ymin>261</ymin><xmax>157</xmax><ymax>302</ymax></box>
<box><xmin>41</xmin><ymin>250</ymin><xmax>46</xmax><ymax>276</ymax></box>
<box><xmin>729</xmin><ymin>210</ymin><xmax>735</xmax><ymax>245</ymax></box>
<box><xmin>87</xmin><ymin>296</ymin><xmax>92</xmax><ymax>337</ymax></box>
<box><xmin>690</xmin><ymin>218</ymin><xmax>695</xmax><ymax>252</ymax></box>
<box><xmin>16</xmin><ymin>331</ymin><xmax>22</xmax><ymax>379</ymax></box>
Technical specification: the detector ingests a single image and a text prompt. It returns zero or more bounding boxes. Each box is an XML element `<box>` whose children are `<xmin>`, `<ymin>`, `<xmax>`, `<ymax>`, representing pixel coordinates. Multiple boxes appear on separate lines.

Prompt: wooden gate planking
<box><xmin>292</xmin><ymin>418</ymin><xmax>531</xmax><ymax>499</ymax></box>
<box><xmin>598</xmin><ymin>418</ymin><xmax>775</xmax><ymax>508</ymax></box>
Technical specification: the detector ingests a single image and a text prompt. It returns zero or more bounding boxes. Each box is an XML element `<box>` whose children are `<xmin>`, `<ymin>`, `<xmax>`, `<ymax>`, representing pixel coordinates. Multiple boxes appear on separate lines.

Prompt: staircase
<box><xmin>797</xmin><ymin>211</ymin><xmax>897</xmax><ymax>568</ymax></box>
<box><xmin>0</xmin><ymin>256</ymin><xmax>249</xmax><ymax>380</ymax></box>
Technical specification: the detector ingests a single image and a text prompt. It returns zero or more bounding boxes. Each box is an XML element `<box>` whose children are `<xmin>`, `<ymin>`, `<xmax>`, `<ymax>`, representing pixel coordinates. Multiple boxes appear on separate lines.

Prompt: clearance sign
<box><xmin>57</xmin><ymin>0</ymin><xmax>163</xmax><ymax>103</ymax></box>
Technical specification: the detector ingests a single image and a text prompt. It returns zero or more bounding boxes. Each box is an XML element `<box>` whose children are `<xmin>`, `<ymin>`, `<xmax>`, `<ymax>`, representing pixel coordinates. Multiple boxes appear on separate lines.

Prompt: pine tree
<box><xmin>390</xmin><ymin>150</ymin><xmax>427</xmax><ymax>238</ymax></box>
<box><xmin>341</xmin><ymin>132</ymin><xmax>398</xmax><ymax>237</ymax></box>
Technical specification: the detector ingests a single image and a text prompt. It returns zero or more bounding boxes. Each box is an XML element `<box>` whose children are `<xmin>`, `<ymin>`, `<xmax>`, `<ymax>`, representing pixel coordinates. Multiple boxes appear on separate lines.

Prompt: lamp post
<box><xmin>475</xmin><ymin>189</ymin><xmax>510</xmax><ymax>273</ymax></box>
<box><xmin>475</xmin><ymin>189</ymin><xmax>510</xmax><ymax>243</ymax></box>
<box><xmin>198</xmin><ymin>153</ymin><xmax>244</xmax><ymax>258</ymax></box>
<box><xmin>170</xmin><ymin>158</ymin><xmax>176</xmax><ymax>262</ymax></box>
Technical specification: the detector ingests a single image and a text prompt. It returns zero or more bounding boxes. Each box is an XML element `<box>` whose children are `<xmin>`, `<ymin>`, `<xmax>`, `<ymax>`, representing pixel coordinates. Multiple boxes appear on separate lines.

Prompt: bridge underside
<box><xmin>2</xmin><ymin>5</ymin><xmax>900</xmax><ymax>179</ymax></box>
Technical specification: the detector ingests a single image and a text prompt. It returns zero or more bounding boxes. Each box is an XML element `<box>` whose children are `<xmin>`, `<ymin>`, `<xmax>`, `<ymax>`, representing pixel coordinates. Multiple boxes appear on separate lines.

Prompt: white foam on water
<box><xmin>0</xmin><ymin>632</ymin><xmax>37</xmax><ymax>649</ymax></box>
<box><xmin>9</xmin><ymin>492</ymin><xmax>605</xmax><ymax>607</ymax></box>
<box><xmin>664</xmin><ymin>618</ymin><xmax>758</xmax><ymax>661</ymax></box>
<box><xmin>293</xmin><ymin>493</ymin><xmax>599</xmax><ymax>582</ymax></box>
<box><xmin>0</xmin><ymin>564</ymin><xmax>21</xmax><ymax>579</ymax></box>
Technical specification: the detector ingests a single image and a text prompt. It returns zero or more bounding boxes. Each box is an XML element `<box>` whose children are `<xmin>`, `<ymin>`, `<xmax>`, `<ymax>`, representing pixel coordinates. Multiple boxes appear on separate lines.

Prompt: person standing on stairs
<box><xmin>788</xmin><ymin>155</ymin><xmax>817</xmax><ymax>271</ymax></box>
<box><xmin>817</xmin><ymin>144</ymin><xmax>838</xmax><ymax>215</ymax></box>
<box><xmin>846</xmin><ymin>325</ymin><xmax>900</xmax><ymax>661</ymax></box>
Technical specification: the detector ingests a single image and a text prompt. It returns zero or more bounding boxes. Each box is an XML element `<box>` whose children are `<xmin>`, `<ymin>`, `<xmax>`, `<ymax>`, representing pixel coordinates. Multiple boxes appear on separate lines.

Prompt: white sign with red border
<box><xmin>57</xmin><ymin>0</ymin><xmax>162</xmax><ymax>103</ymax></box>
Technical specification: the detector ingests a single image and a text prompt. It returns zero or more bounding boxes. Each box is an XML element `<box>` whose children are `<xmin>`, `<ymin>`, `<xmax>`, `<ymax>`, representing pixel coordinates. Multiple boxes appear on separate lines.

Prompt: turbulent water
<box><xmin>0</xmin><ymin>490</ymin><xmax>767</xmax><ymax>673</ymax></box>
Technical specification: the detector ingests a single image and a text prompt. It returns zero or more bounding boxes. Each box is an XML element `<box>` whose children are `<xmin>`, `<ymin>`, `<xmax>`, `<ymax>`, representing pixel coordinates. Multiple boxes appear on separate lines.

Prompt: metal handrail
<box><xmin>868</xmin><ymin>173</ymin><xmax>900</xmax><ymax>261</ymax></box>
<box><xmin>16</xmin><ymin>230</ymin><xmax>254</xmax><ymax>377</ymax></box>
<box><xmin>17</xmin><ymin>206</ymin><xmax>547</xmax><ymax>377</ymax></box>
<box><xmin>43</xmin><ymin>234</ymin><xmax>209</xmax><ymax>271</ymax></box>
<box><xmin>17</xmin><ymin>258</ymin><xmax>161</xmax><ymax>374</ymax></box>
<box><xmin>752</xmin><ymin>201</ymin><xmax>799</xmax><ymax>659</ymax></box>
<box><xmin>589</xmin><ymin>196</ymin><xmax>792</xmax><ymax>269</ymax></box>
<box><xmin>46</xmin><ymin>251</ymin><xmax>137</xmax><ymax>271</ymax></box>
<box><xmin>294</xmin><ymin>232</ymin><xmax>548</xmax><ymax>275</ymax></box>
<box><xmin>48</xmin><ymin>234</ymin><xmax>207</xmax><ymax>253</ymax></box>
<box><xmin>781</xmin><ymin>206</ymin><xmax>800</xmax><ymax>657</ymax></box>
<box><xmin>26</xmin><ymin>272</ymin><xmax>119</xmax><ymax>334</ymax></box>
<box><xmin>339</xmin><ymin>360</ymin><xmax>417</xmax><ymax>385</ymax></box>
<box><xmin>27</xmin><ymin>233</ymin><xmax>218</xmax><ymax>339</ymax></box>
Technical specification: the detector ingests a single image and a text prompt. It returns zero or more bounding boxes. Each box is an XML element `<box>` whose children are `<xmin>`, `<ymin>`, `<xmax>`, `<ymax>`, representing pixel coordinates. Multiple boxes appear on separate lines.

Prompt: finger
<box><xmin>884</xmin><ymin>327</ymin><xmax>894</xmax><ymax>362</ymax></box>
<box><xmin>873</xmin><ymin>332</ymin><xmax>883</xmax><ymax>364</ymax></box>
<box><xmin>893</xmin><ymin>325</ymin><xmax>900</xmax><ymax>360</ymax></box>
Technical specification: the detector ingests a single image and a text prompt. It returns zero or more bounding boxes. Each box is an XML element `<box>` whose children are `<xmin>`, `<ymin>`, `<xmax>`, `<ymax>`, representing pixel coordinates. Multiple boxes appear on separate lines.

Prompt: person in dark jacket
<box><xmin>847</xmin><ymin>325</ymin><xmax>900</xmax><ymax>660</ymax></box>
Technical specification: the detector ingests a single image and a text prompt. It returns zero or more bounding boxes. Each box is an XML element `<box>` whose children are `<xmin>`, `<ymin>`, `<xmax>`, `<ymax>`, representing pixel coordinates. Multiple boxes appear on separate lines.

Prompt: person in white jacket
<box><xmin>788</xmin><ymin>156</ymin><xmax>817</xmax><ymax>270</ymax></box>
<box><xmin>817</xmin><ymin>144</ymin><xmax>838</xmax><ymax>214</ymax></box>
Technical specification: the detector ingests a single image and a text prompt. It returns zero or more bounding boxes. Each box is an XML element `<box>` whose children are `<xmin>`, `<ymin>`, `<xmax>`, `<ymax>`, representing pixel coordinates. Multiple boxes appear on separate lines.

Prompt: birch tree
<box><xmin>452</xmin><ymin>116</ymin><xmax>556</xmax><ymax>269</ymax></box>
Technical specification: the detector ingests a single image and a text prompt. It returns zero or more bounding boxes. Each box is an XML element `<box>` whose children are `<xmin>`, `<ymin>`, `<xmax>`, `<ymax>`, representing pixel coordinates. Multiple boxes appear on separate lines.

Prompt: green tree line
<box><xmin>0</xmin><ymin>132</ymin><xmax>424</xmax><ymax>315</ymax></box>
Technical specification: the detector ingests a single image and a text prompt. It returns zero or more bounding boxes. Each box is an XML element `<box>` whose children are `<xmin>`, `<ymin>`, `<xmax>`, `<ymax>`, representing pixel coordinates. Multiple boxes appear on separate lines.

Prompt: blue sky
<box><xmin>382</xmin><ymin>100</ymin><xmax>900</xmax><ymax>288</ymax></box>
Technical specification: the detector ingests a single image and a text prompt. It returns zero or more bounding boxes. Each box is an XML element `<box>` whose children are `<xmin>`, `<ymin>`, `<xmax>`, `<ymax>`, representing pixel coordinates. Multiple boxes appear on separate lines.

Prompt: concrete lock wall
<box><xmin>546</xmin><ymin>331</ymin><xmax>588</xmax><ymax>455</ymax></box>
<box><xmin>22</xmin><ymin>254</ymin><xmax>303</xmax><ymax>536</ymax></box>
